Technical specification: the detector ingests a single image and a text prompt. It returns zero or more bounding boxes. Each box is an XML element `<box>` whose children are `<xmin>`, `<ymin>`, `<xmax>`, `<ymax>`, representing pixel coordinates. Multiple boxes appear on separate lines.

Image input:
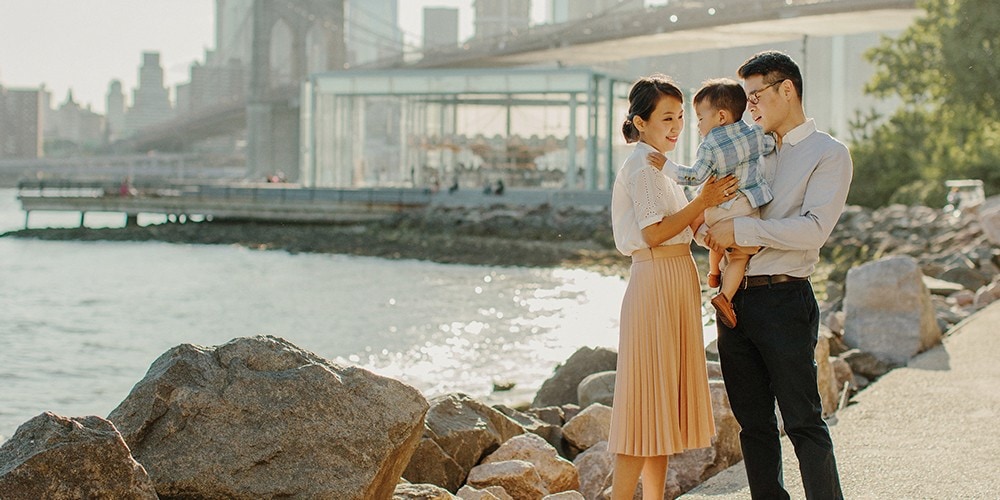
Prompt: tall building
<box><xmin>550</xmin><ymin>0</ymin><xmax>644</xmax><ymax>24</ymax></box>
<box><xmin>473</xmin><ymin>0</ymin><xmax>531</xmax><ymax>39</ymax></box>
<box><xmin>423</xmin><ymin>7</ymin><xmax>460</xmax><ymax>51</ymax></box>
<box><xmin>46</xmin><ymin>90</ymin><xmax>104</xmax><ymax>147</ymax></box>
<box><xmin>105</xmin><ymin>80</ymin><xmax>126</xmax><ymax>142</ymax></box>
<box><xmin>125</xmin><ymin>52</ymin><xmax>174</xmax><ymax>135</ymax></box>
<box><xmin>346</xmin><ymin>0</ymin><xmax>403</xmax><ymax>65</ymax></box>
<box><xmin>0</xmin><ymin>85</ymin><xmax>44</xmax><ymax>159</ymax></box>
<box><xmin>176</xmin><ymin>52</ymin><xmax>246</xmax><ymax>116</ymax></box>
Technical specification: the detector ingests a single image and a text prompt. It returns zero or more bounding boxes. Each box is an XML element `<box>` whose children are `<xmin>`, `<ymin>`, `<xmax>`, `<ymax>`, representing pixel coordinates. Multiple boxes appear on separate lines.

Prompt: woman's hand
<box><xmin>697</xmin><ymin>175</ymin><xmax>738</xmax><ymax>209</ymax></box>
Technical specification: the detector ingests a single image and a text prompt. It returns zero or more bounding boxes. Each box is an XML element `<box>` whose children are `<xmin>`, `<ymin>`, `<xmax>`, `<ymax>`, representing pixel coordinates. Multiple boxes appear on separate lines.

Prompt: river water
<box><xmin>0</xmin><ymin>188</ymin><xmax>717</xmax><ymax>443</ymax></box>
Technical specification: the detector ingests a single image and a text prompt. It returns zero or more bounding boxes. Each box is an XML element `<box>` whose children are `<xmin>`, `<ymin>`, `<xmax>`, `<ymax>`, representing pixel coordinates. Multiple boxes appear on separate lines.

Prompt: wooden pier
<box><xmin>16</xmin><ymin>179</ymin><xmax>433</xmax><ymax>228</ymax></box>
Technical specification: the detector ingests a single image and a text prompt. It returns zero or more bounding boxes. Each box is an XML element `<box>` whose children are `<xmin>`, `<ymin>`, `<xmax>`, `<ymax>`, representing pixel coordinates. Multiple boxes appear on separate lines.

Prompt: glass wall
<box><xmin>301</xmin><ymin>68</ymin><xmax>631</xmax><ymax>191</ymax></box>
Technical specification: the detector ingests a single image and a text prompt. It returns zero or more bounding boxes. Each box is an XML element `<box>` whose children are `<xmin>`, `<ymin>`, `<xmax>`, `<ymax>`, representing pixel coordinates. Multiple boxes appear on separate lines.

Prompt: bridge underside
<box><xmin>412</xmin><ymin>7</ymin><xmax>922</xmax><ymax>68</ymax></box>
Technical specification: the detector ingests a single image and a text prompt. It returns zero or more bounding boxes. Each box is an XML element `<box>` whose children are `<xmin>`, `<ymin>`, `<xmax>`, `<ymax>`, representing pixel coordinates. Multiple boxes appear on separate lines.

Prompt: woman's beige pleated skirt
<box><xmin>608</xmin><ymin>244</ymin><xmax>716</xmax><ymax>457</ymax></box>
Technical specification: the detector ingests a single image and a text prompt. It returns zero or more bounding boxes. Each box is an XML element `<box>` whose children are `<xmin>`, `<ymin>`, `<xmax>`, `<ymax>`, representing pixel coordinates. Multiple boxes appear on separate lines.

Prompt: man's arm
<box><xmin>733</xmin><ymin>145</ymin><xmax>852</xmax><ymax>251</ymax></box>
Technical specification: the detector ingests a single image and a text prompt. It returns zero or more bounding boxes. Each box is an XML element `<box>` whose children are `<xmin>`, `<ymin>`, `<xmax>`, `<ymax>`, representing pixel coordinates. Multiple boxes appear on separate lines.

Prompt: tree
<box><xmin>849</xmin><ymin>0</ymin><xmax>1000</xmax><ymax>207</ymax></box>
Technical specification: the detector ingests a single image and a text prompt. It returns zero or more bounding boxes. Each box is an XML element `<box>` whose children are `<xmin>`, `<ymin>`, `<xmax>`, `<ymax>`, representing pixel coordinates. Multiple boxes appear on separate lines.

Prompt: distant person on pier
<box><xmin>118</xmin><ymin>176</ymin><xmax>136</xmax><ymax>197</ymax></box>
<box><xmin>493</xmin><ymin>179</ymin><xmax>505</xmax><ymax>195</ymax></box>
<box><xmin>704</xmin><ymin>50</ymin><xmax>851</xmax><ymax>500</ymax></box>
<box><xmin>647</xmin><ymin>78</ymin><xmax>775</xmax><ymax>329</ymax></box>
<box><xmin>608</xmin><ymin>73</ymin><xmax>737</xmax><ymax>500</ymax></box>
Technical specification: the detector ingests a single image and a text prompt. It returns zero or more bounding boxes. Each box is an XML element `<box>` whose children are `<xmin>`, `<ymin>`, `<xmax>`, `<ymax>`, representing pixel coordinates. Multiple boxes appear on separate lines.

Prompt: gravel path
<box><xmin>682</xmin><ymin>301</ymin><xmax>1000</xmax><ymax>499</ymax></box>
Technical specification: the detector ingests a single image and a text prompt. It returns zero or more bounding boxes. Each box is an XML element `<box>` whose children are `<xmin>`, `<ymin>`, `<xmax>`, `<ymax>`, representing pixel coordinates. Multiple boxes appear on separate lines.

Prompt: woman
<box><xmin>608</xmin><ymin>74</ymin><xmax>737</xmax><ymax>499</ymax></box>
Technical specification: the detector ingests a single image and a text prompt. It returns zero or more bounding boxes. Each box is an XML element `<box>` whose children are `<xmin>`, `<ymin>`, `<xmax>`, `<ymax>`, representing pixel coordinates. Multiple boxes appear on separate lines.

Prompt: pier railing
<box><xmin>16</xmin><ymin>179</ymin><xmax>434</xmax><ymax>227</ymax></box>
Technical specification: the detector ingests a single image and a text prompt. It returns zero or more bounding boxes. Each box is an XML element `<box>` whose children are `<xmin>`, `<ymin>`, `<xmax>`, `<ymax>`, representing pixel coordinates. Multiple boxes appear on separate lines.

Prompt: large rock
<box><xmin>107</xmin><ymin>335</ymin><xmax>428</xmax><ymax>500</ymax></box>
<box><xmin>577</xmin><ymin>371</ymin><xmax>616</xmax><ymax>409</ymax></box>
<box><xmin>532</xmin><ymin>347</ymin><xmax>617</xmax><ymax>408</ymax></box>
<box><xmin>667</xmin><ymin>379</ymin><xmax>742</xmax><ymax>495</ymax></box>
<box><xmin>843</xmin><ymin>255</ymin><xmax>942</xmax><ymax>365</ymax></box>
<box><xmin>815</xmin><ymin>333</ymin><xmax>839</xmax><ymax>417</ymax></box>
<box><xmin>978</xmin><ymin>194</ymin><xmax>1000</xmax><ymax>246</ymax></box>
<box><xmin>572</xmin><ymin>441</ymin><xmax>614</xmax><ymax>500</ymax></box>
<box><xmin>562</xmin><ymin>403</ymin><xmax>611</xmax><ymax>452</ymax></box>
<box><xmin>493</xmin><ymin>404</ymin><xmax>565</xmax><ymax>456</ymax></box>
<box><xmin>404</xmin><ymin>393</ymin><xmax>524</xmax><ymax>492</ymax></box>
<box><xmin>481</xmin><ymin>433</ymin><xmax>579</xmax><ymax>494</ymax></box>
<box><xmin>840</xmin><ymin>348</ymin><xmax>892</xmax><ymax>380</ymax></box>
<box><xmin>393</xmin><ymin>482</ymin><xmax>458</xmax><ymax>499</ymax></box>
<box><xmin>457</xmin><ymin>484</ymin><xmax>514</xmax><ymax>499</ymax></box>
<box><xmin>0</xmin><ymin>412</ymin><xmax>157</xmax><ymax>500</ymax></box>
<box><xmin>466</xmin><ymin>460</ymin><xmax>549</xmax><ymax>500</ymax></box>
<box><xmin>974</xmin><ymin>278</ymin><xmax>1000</xmax><ymax>309</ymax></box>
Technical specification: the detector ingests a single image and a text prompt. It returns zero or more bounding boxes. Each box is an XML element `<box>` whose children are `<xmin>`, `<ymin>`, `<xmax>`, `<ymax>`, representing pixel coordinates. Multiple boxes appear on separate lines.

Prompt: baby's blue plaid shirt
<box><xmin>669</xmin><ymin>120</ymin><xmax>775</xmax><ymax>210</ymax></box>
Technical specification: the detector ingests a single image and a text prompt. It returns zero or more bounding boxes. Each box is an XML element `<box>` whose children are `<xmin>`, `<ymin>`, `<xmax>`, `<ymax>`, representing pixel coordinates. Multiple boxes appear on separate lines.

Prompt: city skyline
<box><xmin>0</xmin><ymin>0</ymin><xmax>555</xmax><ymax>115</ymax></box>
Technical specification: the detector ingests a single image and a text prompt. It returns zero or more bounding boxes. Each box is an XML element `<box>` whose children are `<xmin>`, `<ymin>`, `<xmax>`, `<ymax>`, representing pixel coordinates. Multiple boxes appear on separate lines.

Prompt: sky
<box><xmin>0</xmin><ymin>0</ymin><xmax>548</xmax><ymax>115</ymax></box>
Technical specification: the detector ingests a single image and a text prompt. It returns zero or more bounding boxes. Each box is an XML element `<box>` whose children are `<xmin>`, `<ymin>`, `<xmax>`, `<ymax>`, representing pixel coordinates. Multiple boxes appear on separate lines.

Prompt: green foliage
<box><xmin>849</xmin><ymin>0</ymin><xmax>1000</xmax><ymax>207</ymax></box>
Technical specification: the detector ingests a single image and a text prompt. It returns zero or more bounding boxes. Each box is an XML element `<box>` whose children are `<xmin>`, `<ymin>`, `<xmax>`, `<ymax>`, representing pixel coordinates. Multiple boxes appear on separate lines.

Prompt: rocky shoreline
<box><xmin>3</xmin><ymin>200</ymin><xmax>999</xmax><ymax>499</ymax></box>
<box><xmin>4</xmin><ymin>205</ymin><xmax>630</xmax><ymax>275</ymax></box>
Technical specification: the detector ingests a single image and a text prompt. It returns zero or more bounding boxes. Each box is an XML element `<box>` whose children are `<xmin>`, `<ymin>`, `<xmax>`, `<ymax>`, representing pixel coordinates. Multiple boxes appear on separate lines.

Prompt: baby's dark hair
<box><xmin>738</xmin><ymin>50</ymin><xmax>804</xmax><ymax>100</ymax></box>
<box><xmin>622</xmin><ymin>74</ymin><xmax>683</xmax><ymax>143</ymax></box>
<box><xmin>693</xmin><ymin>78</ymin><xmax>747</xmax><ymax>123</ymax></box>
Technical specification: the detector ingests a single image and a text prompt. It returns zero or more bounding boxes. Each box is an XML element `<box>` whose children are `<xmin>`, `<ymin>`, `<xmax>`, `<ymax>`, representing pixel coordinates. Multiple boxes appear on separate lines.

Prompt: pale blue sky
<box><xmin>0</xmin><ymin>0</ymin><xmax>551</xmax><ymax>114</ymax></box>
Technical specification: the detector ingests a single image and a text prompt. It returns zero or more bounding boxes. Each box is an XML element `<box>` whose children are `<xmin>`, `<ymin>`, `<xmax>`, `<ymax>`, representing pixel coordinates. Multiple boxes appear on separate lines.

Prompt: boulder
<box><xmin>938</xmin><ymin>266</ymin><xmax>990</xmax><ymax>292</ymax></box>
<box><xmin>978</xmin><ymin>195</ymin><xmax>1000</xmax><ymax>246</ymax></box>
<box><xmin>572</xmin><ymin>441</ymin><xmax>614</xmax><ymax>500</ymax></box>
<box><xmin>821</xmin><ymin>324</ymin><xmax>850</xmax><ymax>357</ymax></box>
<box><xmin>704</xmin><ymin>339</ymin><xmax>720</xmax><ymax>362</ymax></box>
<box><xmin>524</xmin><ymin>406</ymin><xmax>565</xmax><ymax>427</ymax></box>
<box><xmin>562</xmin><ymin>404</ymin><xmax>612</xmax><ymax>452</ymax></box>
<box><xmin>0</xmin><ymin>412</ymin><xmax>157</xmax><ymax>500</ymax></box>
<box><xmin>667</xmin><ymin>379</ymin><xmax>742</xmax><ymax>494</ymax></box>
<box><xmin>706</xmin><ymin>360</ymin><xmax>723</xmax><ymax>379</ymax></box>
<box><xmin>831</xmin><ymin>356</ymin><xmax>854</xmax><ymax>397</ymax></box>
<box><xmin>107</xmin><ymin>335</ymin><xmax>428</xmax><ymax>500</ymax></box>
<box><xmin>393</xmin><ymin>482</ymin><xmax>458</xmax><ymax>499</ymax></box>
<box><xmin>815</xmin><ymin>334</ymin><xmax>839</xmax><ymax>417</ymax></box>
<box><xmin>577</xmin><ymin>371</ymin><xmax>615</xmax><ymax>409</ymax></box>
<box><xmin>950</xmin><ymin>289</ymin><xmax>976</xmax><ymax>307</ymax></box>
<box><xmin>532</xmin><ymin>347</ymin><xmax>617</xmax><ymax>408</ymax></box>
<box><xmin>543</xmin><ymin>491</ymin><xmax>585</xmax><ymax>499</ymax></box>
<box><xmin>456</xmin><ymin>484</ymin><xmax>514</xmax><ymax>499</ymax></box>
<box><xmin>466</xmin><ymin>460</ymin><xmax>549</xmax><ymax>500</ymax></box>
<box><xmin>493</xmin><ymin>404</ymin><xmax>564</xmax><ymax>456</ymax></box>
<box><xmin>843</xmin><ymin>255</ymin><xmax>942</xmax><ymax>365</ymax></box>
<box><xmin>403</xmin><ymin>435</ymin><xmax>465</xmax><ymax>492</ymax></box>
<box><xmin>840</xmin><ymin>349</ymin><xmax>892</xmax><ymax>380</ymax></box>
<box><xmin>974</xmin><ymin>278</ymin><xmax>1000</xmax><ymax>309</ymax></box>
<box><xmin>922</xmin><ymin>275</ymin><xmax>966</xmax><ymax>295</ymax></box>
<box><xmin>404</xmin><ymin>393</ymin><xmax>523</xmax><ymax>492</ymax></box>
<box><xmin>481</xmin><ymin>433</ymin><xmax>579</xmax><ymax>494</ymax></box>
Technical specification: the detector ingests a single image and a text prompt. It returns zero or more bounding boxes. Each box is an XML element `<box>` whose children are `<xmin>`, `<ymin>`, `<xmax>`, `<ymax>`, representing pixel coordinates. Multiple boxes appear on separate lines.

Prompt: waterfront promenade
<box><xmin>683</xmin><ymin>300</ymin><xmax>1000</xmax><ymax>499</ymax></box>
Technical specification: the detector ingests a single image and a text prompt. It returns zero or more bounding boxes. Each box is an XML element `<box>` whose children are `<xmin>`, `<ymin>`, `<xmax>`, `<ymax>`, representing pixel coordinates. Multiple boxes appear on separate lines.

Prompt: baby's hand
<box><xmin>646</xmin><ymin>152</ymin><xmax>666</xmax><ymax>171</ymax></box>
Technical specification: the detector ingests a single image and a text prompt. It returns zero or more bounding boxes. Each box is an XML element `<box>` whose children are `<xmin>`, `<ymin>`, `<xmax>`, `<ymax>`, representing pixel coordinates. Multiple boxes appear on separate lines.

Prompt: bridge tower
<box><xmin>248</xmin><ymin>0</ymin><xmax>346</xmax><ymax>182</ymax></box>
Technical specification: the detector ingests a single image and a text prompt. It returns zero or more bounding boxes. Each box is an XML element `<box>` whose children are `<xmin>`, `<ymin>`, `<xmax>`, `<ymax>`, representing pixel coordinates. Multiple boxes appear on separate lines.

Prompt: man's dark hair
<box><xmin>738</xmin><ymin>50</ymin><xmax>804</xmax><ymax>101</ymax></box>
<box><xmin>693</xmin><ymin>78</ymin><xmax>747</xmax><ymax>122</ymax></box>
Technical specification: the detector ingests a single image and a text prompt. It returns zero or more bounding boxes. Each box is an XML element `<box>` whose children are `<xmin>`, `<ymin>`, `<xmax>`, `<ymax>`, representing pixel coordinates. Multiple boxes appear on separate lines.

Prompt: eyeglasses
<box><xmin>747</xmin><ymin>80</ymin><xmax>784</xmax><ymax>105</ymax></box>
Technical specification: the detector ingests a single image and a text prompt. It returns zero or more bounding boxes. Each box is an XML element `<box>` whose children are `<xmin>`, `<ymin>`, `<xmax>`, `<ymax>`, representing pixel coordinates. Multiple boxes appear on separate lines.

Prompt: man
<box><xmin>704</xmin><ymin>50</ymin><xmax>852</xmax><ymax>499</ymax></box>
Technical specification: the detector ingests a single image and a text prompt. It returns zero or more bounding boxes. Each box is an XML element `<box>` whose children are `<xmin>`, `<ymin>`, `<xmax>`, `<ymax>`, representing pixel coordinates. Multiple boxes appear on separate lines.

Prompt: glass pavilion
<box><xmin>300</xmin><ymin>67</ymin><xmax>633</xmax><ymax>191</ymax></box>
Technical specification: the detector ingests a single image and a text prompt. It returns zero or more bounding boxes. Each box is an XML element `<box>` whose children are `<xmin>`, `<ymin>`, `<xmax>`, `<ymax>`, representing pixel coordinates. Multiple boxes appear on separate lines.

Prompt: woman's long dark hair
<box><xmin>622</xmin><ymin>74</ymin><xmax>684</xmax><ymax>143</ymax></box>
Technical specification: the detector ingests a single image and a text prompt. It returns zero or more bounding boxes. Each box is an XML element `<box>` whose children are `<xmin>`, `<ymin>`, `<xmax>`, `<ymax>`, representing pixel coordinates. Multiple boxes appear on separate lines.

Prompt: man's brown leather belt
<box><xmin>742</xmin><ymin>274</ymin><xmax>810</xmax><ymax>289</ymax></box>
